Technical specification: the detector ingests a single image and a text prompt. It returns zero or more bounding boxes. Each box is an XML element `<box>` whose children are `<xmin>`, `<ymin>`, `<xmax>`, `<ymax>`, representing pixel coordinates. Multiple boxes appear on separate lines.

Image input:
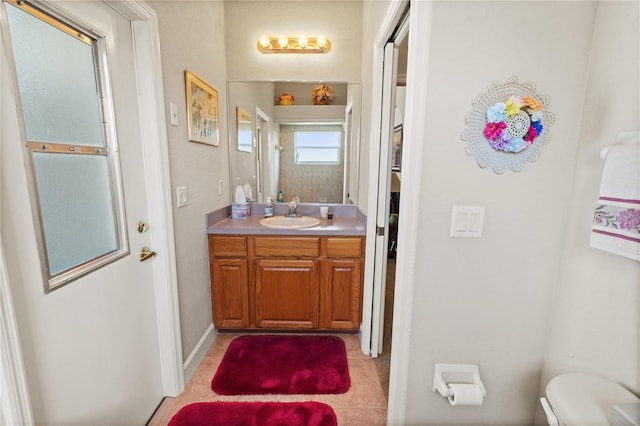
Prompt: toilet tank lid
<box><xmin>546</xmin><ymin>373</ymin><xmax>639</xmax><ymax>425</ymax></box>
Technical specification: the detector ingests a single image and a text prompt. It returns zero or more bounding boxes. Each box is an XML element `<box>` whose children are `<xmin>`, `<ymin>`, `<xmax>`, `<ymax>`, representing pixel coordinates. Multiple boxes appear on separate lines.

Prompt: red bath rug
<box><xmin>168</xmin><ymin>401</ymin><xmax>337</xmax><ymax>426</ymax></box>
<box><xmin>211</xmin><ymin>335</ymin><xmax>350</xmax><ymax>395</ymax></box>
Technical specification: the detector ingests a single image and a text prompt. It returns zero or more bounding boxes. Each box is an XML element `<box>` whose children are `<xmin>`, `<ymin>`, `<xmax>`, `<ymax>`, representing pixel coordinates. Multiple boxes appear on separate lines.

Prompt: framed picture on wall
<box><xmin>185</xmin><ymin>70</ymin><xmax>219</xmax><ymax>146</ymax></box>
<box><xmin>392</xmin><ymin>124</ymin><xmax>402</xmax><ymax>171</ymax></box>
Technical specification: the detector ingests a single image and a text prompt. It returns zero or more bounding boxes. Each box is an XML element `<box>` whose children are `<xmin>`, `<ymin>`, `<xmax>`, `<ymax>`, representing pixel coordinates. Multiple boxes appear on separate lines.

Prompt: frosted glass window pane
<box><xmin>295</xmin><ymin>132</ymin><xmax>341</xmax><ymax>148</ymax></box>
<box><xmin>33</xmin><ymin>153</ymin><xmax>118</xmax><ymax>275</ymax></box>
<box><xmin>296</xmin><ymin>148</ymin><xmax>340</xmax><ymax>163</ymax></box>
<box><xmin>6</xmin><ymin>3</ymin><xmax>104</xmax><ymax>146</ymax></box>
<box><xmin>238</xmin><ymin>129</ymin><xmax>252</xmax><ymax>151</ymax></box>
<box><xmin>294</xmin><ymin>132</ymin><xmax>341</xmax><ymax>164</ymax></box>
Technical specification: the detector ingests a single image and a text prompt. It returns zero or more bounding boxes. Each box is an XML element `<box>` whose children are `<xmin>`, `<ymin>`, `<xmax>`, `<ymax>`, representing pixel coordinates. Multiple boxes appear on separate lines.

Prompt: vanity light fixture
<box><xmin>257</xmin><ymin>35</ymin><xmax>331</xmax><ymax>53</ymax></box>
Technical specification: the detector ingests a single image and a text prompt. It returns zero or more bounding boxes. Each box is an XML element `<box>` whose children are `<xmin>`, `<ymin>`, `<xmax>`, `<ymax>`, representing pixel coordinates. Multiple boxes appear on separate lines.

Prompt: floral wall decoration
<box><xmin>461</xmin><ymin>76</ymin><xmax>555</xmax><ymax>173</ymax></box>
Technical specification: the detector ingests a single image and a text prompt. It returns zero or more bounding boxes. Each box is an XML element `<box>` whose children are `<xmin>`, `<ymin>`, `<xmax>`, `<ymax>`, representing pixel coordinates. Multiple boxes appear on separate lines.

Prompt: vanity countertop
<box><xmin>206</xmin><ymin>203</ymin><xmax>366</xmax><ymax>236</ymax></box>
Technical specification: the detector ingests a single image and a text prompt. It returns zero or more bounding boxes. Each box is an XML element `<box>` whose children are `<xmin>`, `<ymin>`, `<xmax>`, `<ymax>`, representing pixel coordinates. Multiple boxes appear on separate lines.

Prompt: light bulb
<box><xmin>317</xmin><ymin>35</ymin><xmax>326</xmax><ymax>49</ymax></box>
<box><xmin>259</xmin><ymin>35</ymin><xmax>270</xmax><ymax>49</ymax></box>
<box><xmin>297</xmin><ymin>36</ymin><xmax>308</xmax><ymax>49</ymax></box>
<box><xmin>277</xmin><ymin>35</ymin><xmax>288</xmax><ymax>49</ymax></box>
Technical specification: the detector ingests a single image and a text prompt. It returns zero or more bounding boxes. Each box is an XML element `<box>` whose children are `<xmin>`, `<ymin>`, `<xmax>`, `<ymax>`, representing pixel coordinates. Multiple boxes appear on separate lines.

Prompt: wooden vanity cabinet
<box><xmin>208</xmin><ymin>234</ymin><xmax>364</xmax><ymax>331</ymax></box>
<box><xmin>320</xmin><ymin>238</ymin><xmax>363</xmax><ymax>329</ymax></box>
<box><xmin>255</xmin><ymin>259</ymin><xmax>319</xmax><ymax>329</ymax></box>
<box><xmin>208</xmin><ymin>236</ymin><xmax>249</xmax><ymax>328</ymax></box>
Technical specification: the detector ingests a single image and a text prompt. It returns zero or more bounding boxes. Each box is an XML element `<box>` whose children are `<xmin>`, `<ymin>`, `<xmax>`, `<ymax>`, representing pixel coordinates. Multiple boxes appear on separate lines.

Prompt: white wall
<box><xmin>540</xmin><ymin>0</ymin><xmax>640</xmax><ymax>401</ymax></box>
<box><xmin>396</xmin><ymin>1</ymin><xmax>598</xmax><ymax>424</ymax></box>
<box><xmin>359</xmin><ymin>0</ymin><xmax>394</xmax><ymax>214</ymax></box>
<box><xmin>224</xmin><ymin>1</ymin><xmax>362</xmax><ymax>82</ymax></box>
<box><xmin>147</xmin><ymin>1</ymin><xmax>230</xmax><ymax>360</ymax></box>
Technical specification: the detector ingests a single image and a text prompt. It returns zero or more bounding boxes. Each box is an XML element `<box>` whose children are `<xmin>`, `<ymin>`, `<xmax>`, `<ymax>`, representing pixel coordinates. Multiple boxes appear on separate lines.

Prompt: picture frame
<box><xmin>185</xmin><ymin>70</ymin><xmax>219</xmax><ymax>146</ymax></box>
<box><xmin>236</xmin><ymin>107</ymin><xmax>252</xmax><ymax>153</ymax></box>
<box><xmin>392</xmin><ymin>124</ymin><xmax>403</xmax><ymax>171</ymax></box>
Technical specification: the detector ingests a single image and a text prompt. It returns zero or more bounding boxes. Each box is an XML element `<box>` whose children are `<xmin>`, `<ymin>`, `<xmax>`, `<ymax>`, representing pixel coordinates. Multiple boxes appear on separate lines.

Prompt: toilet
<box><xmin>540</xmin><ymin>373</ymin><xmax>640</xmax><ymax>425</ymax></box>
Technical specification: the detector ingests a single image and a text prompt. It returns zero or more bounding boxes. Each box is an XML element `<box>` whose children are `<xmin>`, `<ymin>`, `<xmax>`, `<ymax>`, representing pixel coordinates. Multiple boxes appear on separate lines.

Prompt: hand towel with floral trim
<box><xmin>590</xmin><ymin>131</ymin><xmax>640</xmax><ymax>261</ymax></box>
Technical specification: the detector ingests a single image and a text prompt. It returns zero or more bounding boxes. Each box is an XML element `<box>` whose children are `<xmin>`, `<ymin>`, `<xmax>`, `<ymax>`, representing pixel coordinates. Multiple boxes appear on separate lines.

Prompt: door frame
<box><xmin>343</xmin><ymin>103</ymin><xmax>353</xmax><ymax>204</ymax></box>
<box><xmin>387</xmin><ymin>2</ymin><xmax>433</xmax><ymax>424</ymax></box>
<box><xmin>362</xmin><ymin>0</ymin><xmax>434</xmax><ymax>424</ymax></box>
<box><xmin>255</xmin><ymin>106</ymin><xmax>270</xmax><ymax>202</ymax></box>
<box><xmin>0</xmin><ymin>244</ymin><xmax>33</xmax><ymax>426</ymax></box>
<box><xmin>371</xmin><ymin>41</ymin><xmax>398</xmax><ymax>358</ymax></box>
<box><xmin>0</xmin><ymin>1</ymin><xmax>184</xmax><ymax>420</ymax></box>
<box><xmin>125</xmin><ymin>1</ymin><xmax>184</xmax><ymax>397</ymax></box>
<box><xmin>361</xmin><ymin>0</ymin><xmax>407</xmax><ymax>356</ymax></box>
<box><xmin>0</xmin><ymin>17</ymin><xmax>32</xmax><ymax>424</ymax></box>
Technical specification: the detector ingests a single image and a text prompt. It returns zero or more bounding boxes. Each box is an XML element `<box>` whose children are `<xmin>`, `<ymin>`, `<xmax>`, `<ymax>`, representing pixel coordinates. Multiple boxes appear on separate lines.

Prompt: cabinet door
<box><xmin>255</xmin><ymin>259</ymin><xmax>319</xmax><ymax>329</ymax></box>
<box><xmin>320</xmin><ymin>260</ymin><xmax>362</xmax><ymax>329</ymax></box>
<box><xmin>211</xmin><ymin>258</ymin><xmax>249</xmax><ymax>328</ymax></box>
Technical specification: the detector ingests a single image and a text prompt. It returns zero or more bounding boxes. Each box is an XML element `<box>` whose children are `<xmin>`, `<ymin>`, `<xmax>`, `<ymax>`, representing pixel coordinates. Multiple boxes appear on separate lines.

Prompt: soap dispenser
<box><xmin>264</xmin><ymin>197</ymin><xmax>274</xmax><ymax>217</ymax></box>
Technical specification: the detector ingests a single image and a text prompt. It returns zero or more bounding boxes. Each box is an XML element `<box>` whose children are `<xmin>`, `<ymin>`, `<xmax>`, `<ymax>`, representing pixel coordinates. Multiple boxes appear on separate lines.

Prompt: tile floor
<box><xmin>150</xmin><ymin>333</ymin><xmax>389</xmax><ymax>425</ymax></box>
<box><xmin>151</xmin><ymin>258</ymin><xmax>397</xmax><ymax>425</ymax></box>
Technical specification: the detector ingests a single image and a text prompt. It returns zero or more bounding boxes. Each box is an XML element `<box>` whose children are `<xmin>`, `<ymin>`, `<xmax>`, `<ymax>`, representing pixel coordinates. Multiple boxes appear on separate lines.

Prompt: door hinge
<box><xmin>377</xmin><ymin>226</ymin><xmax>385</xmax><ymax>236</ymax></box>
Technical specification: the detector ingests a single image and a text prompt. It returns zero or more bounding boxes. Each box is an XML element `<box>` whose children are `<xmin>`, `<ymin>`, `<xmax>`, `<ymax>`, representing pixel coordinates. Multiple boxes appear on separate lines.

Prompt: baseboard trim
<box><xmin>183</xmin><ymin>324</ymin><xmax>216</xmax><ymax>383</ymax></box>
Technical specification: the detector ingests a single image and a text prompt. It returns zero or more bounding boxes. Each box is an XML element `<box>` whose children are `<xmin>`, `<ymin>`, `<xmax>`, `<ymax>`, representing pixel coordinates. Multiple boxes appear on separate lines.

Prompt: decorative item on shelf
<box><xmin>312</xmin><ymin>84</ymin><xmax>333</xmax><ymax>105</ymax></box>
<box><xmin>461</xmin><ymin>76</ymin><xmax>555</xmax><ymax>174</ymax></box>
<box><xmin>278</xmin><ymin>93</ymin><xmax>295</xmax><ymax>105</ymax></box>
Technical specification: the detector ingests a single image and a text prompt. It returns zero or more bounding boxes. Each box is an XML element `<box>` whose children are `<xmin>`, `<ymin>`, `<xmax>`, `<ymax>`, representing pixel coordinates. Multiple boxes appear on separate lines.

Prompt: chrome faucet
<box><xmin>287</xmin><ymin>196</ymin><xmax>300</xmax><ymax>217</ymax></box>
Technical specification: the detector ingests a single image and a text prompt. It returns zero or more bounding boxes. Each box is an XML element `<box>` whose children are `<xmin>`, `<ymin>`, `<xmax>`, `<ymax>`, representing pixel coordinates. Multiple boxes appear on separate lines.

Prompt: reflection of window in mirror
<box><xmin>236</xmin><ymin>107</ymin><xmax>252</xmax><ymax>152</ymax></box>
<box><xmin>278</xmin><ymin>124</ymin><xmax>344</xmax><ymax>203</ymax></box>
<box><xmin>294</xmin><ymin>131</ymin><xmax>341</xmax><ymax>165</ymax></box>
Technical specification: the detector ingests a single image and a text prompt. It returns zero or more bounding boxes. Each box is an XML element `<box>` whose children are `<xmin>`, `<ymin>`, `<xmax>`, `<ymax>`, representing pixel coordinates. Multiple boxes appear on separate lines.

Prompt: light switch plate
<box><xmin>450</xmin><ymin>206</ymin><xmax>485</xmax><ymax>237</ymax></box>
<box><xmin>170</xmin><ymin>102</ymin><xmax>179</xmax><ymax>127</ymax></box>
<box><xmin>176</xmin><ymin>186</ymin><xmax>188</xmax><ymax>208</ymax></box>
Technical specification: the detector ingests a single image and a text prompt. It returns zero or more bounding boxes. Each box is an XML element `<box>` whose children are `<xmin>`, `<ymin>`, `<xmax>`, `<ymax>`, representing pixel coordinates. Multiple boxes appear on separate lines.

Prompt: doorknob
<box><xmin>140</xmin><ymin>247</ymin><xmax>156</xmax><ymax>262</ymax></box>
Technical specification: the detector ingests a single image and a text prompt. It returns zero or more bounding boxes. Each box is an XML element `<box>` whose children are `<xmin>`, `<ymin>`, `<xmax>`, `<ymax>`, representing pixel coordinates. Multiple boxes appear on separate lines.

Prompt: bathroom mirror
<box><xmin>226</xmin><ymin>81</ymin><xmax>361</xmax><ymax>204</ymax></box>
<box><xmin>236</xmin><ymin>107</ymin><xmax>252</xmax><ymax>153</ymax></box>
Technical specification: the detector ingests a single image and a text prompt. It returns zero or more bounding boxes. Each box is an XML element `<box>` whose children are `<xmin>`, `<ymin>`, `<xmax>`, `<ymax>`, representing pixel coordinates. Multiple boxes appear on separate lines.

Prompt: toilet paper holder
<box><xmin>432</xmin><ymin>363</ymin><xmax>486</xmax><ymax>399</ymax></box>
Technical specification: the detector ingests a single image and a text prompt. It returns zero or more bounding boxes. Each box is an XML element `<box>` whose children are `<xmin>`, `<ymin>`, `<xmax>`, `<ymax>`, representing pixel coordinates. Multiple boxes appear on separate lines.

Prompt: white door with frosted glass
<box><xmin>2</xmin><ymin>1</ymin><xmax>165</xmax><ymax>423</ymax></box>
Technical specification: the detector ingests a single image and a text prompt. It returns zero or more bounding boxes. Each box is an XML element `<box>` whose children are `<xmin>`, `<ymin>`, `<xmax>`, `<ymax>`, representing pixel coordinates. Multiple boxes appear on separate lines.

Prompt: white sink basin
<box><xmin>260</xmin><ymin>216</ymin><xmax>321</xmax><ymax>229</ymax></box>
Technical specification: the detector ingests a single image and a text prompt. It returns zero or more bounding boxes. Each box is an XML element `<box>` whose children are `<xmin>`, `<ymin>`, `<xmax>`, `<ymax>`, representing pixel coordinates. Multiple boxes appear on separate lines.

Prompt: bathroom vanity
<box><xmin>206</xmin><ymin>204</ymin><xmax>366</xmax><ymax>332</ymax></box>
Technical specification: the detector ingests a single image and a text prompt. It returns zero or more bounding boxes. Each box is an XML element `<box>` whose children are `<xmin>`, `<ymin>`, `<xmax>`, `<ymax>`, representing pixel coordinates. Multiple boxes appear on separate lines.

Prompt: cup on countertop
<box><xmin>320</xmin><ymin>206</ymin><xmax>329</xmax><ymax>219</ymax></box>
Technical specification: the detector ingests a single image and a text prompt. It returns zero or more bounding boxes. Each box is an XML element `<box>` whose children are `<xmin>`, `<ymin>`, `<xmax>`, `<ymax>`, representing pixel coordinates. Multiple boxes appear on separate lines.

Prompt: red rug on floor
<box><xmin>211</xmin><ymin>335</ymin><xmax>350</xmax><ymax>395</ymax></box>
<box><xmin>168</xmin><ymin>401</ymin><xmax>337</xmax><ymax>426</ymax></box>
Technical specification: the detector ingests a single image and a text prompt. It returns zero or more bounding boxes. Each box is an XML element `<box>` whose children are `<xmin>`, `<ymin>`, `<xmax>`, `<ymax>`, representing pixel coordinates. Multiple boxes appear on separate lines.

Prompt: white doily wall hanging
<box><xmin>461</xmin><ymin>76</ymin><xmax>555</xmax><ymax>174</ymax></box>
